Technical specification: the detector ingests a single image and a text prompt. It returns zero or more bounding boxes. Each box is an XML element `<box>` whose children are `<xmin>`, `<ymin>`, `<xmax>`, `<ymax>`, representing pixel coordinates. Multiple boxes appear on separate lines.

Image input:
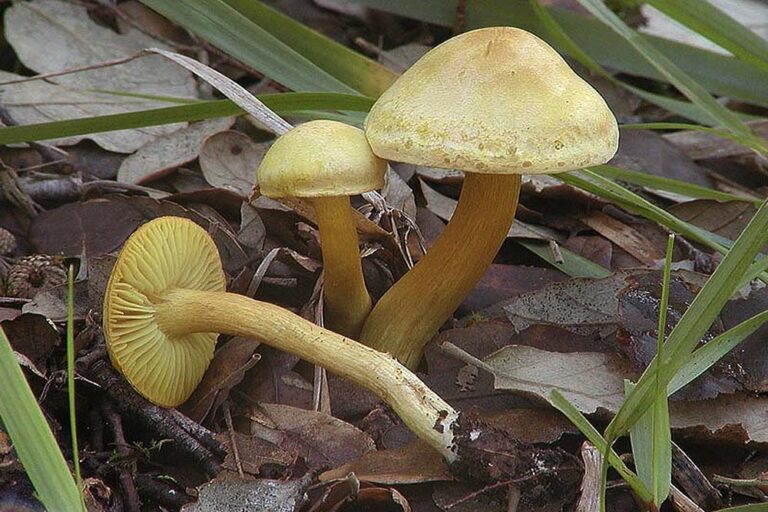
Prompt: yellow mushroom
<box><xmin>361</xmin><ymin>27</ymin><xmax>619</xmax><ymax>368</ymax></box>
<box><xmin>257</xmin><ymin>120</ymin><xmax>387</xmax><ymax>338</ymax></box>
<box><xmin>103</xmin><ymin>217</ymin><xmax>458</xmax><ymax>460</ymax></box>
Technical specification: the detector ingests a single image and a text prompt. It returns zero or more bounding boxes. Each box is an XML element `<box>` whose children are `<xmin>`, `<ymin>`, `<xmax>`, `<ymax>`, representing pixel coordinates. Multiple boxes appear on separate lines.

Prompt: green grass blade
<box><xmin>66</xmin><ymin>264</ymin><xmax>83</xmax><ymax>505</ymax></box>
<box><xmin>549</xmin><ymin>390</ymin><xmax>653</xmax><ymax>506</ymax></box>
<box><xmin>140</xmin><ymin>0</ymin><xmax>353</xmax><ymax>93</ymax></box>
<box><xmin>592</xmin><ymin>164</ymin><xmax>758</xmax><ymax>204</ymax></box>
<box><xmin>575</xmin><ymin>0</ymin><xmax>767</xmax><ymax>154</ymax></box>
<box><xmin>347</xmin><ymin>0</ymin><xmax>768</xmax><ymax>108</ymax></box>
<box><xmin>606</xmin><ymin>196</ymin><xmax>768</xmax><ymax>440</ymax></box>
<box><xmin>561</xmin><ymin>170</ymin><xmax>730</xmax><ymax>254</ymax></box>
<box><xmin>528</xmin><ymin>0</ymin><xmax>755</xmax><ymax>128</ymax></box>
<box><xmin>644</xmin><ymin>0</ymin><xmax>768</xmax><ymax>74</ymax></box>
<box><xmin>669</xmin><ymin>309</ymin><xmax>768</xmax><ymax>396</ymax></box>
<box><xmin>0</xmin><ymin>327</ymin><xmax>83</xmax><ymax>511</ymax></box>
<box><xmin>221</xmin><ymin>0</ymin><xmax>397</xmax><ymax>97</ymax></box>
<box><xmin>517</xmin><ymin>240</ymin><xmax>612</xmax><ymax>278</ymax></box>
<box><xmin>0</xmin><ymin>93</ymin><xmax>374</xmax><ymax>146</ymax></box>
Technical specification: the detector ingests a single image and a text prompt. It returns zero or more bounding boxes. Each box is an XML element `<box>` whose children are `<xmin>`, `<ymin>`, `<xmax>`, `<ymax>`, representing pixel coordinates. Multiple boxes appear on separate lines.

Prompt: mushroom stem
<box><xmin>313</xmin><ymin>196</ymin><xmax>372</xmax><ymax>338</ymax></box>
<box><xmin>153</xmin><ymin>287</ymin><xmax>458</xmax><ymax>461</ymax></box>
<box><xmin>359</xmin><ymin>173</ymin><xmax>522</xmax><ymax>368</ymax></box>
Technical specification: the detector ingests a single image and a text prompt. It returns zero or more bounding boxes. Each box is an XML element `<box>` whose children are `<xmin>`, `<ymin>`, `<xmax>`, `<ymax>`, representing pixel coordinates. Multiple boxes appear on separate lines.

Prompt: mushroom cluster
<box><xmin>103</xmin><ymin>26</ymin><xmax>618</xmax><ymax>474</ymax></box>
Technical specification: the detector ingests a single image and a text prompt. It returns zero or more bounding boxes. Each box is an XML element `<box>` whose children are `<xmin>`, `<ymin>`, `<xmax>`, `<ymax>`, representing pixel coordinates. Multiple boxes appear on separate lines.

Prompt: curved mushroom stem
<box><xmin>313</xmin><ymin>196</ymin><xmax>372</xmax><ymax>338</ymax></box>
<box><xmin>153</xmin><ymin>288</ymin><xmax>458</xmax><ymax>461</ymax></box>
<box><xmin>359</xmin><ymin>173</ymin><xmax>522</xmax><ymax>369</ymax></box>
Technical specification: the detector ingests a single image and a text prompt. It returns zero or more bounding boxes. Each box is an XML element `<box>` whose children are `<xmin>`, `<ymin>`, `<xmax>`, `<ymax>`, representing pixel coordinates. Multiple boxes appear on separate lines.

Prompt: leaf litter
<box><xmin>1</xmin><ymin>2</ymin><xmax>768</xmax><ymax>511</ymax></box>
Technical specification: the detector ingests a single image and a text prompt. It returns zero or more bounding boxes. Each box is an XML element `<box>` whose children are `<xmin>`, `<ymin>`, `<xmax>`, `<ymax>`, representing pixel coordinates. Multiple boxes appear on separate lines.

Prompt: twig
<box><xmin>0</xmin><ymin>52</ymin><xmax>149</xmax><ymax>86</ymax></box>
<box><xmin>576</xmin><ymin>442</ymin><xmax>602</xmax><ymax>512</ymax></box>
<box><xmin>671</xmin><ymin>442</ymin><xmax>722</xmax><ymax>509</ymax></box>
<box><xmin>86</xmin><ymin>358</ymin><xmax>222</xmax><ymax>476</ymax></box>
<box><xmin>103</xmin><ymin>401</ymin><xmax>141</xmax><ymax>512</ymax></box>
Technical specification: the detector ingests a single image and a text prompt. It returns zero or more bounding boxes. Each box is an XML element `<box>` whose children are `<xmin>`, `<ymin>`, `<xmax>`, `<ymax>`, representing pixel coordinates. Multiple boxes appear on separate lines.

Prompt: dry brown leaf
<box><xmin>484</xmin><ymin>345</ymin><xmax>628</xmax><ymax>413</ymax></box>
<box><xmin>262</xmin><ymin>404</ymin><xmax>376</xmax><ymax>470</ymax></box>
<box><xmin>200</xmin><ymin>131</ymin><xmax>267</xmax><ymax>196</ymax></box>
<box><xmin>319</xmin><ymin>440</ymin><xmax>452</xmax><ymax>484</ymax></box>
<box><xmin>182</xmin><ymin>475</ymin><xmax>310</xmax><ymax>512</ymax></box>
<box><xmin>117</xmin><ymin>117</ymin><xmax>235</xmax><ymax>184</ymax></box>
<box><xmin>3</xmin><ymin>0</ymin><xmax>196</xmax><ymax>153</ymax></box>
<box><xmin>180</xmin><ymin>337</ymin><xmax>262</xmax><ymax>423</ymax></box>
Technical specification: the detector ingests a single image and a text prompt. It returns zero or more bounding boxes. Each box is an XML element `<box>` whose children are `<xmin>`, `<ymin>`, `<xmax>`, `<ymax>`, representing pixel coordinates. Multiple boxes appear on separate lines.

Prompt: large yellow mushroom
<box><xmin>257</xmin><ymin>120</ymin><xmax>386</xmax><ymax>338</ymax></box>
<box><xmin>360</xmin><ymin>27</ymin><xmax>619</xmax><ymax>368</ymax></box>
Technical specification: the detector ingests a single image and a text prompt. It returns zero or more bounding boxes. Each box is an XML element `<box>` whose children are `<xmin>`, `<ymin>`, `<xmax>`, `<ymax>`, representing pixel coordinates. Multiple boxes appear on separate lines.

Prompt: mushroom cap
<box><xmin>258</xmin><ymin>120</ymin><xmax>387</xmax><ymax>198</ymax></box>
<box><xmin>103</xmin><ymin>217</ymin><xmax>226</xmax><ymax>407</ymax></box>
<box><xmin>364</xmin><ymin>27</ymin><xmax>619</xmax><ymax>175</ymax></box>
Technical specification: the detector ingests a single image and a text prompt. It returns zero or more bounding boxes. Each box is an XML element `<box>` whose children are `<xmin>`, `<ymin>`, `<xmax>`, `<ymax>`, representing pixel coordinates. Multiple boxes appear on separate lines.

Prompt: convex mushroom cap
<box><xmin>104</xmin><ymin>217</ymin><xmax>226</xmax><ymax>407</ymax></box>
<box><xmin>258</xmin><ymin>120</ymin><xmax>387</xmax><ymax>198</ymax></box>
<box><xmin>365</xmin><ymin>26</ymin><xmax>619</xmax><ymax>175</ymax></box>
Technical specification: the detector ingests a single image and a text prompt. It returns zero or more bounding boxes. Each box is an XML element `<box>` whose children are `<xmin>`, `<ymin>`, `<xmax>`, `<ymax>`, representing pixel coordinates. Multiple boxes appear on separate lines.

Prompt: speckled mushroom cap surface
<box><xmin>258</xmin><ymin>120</ymin><xmax>387</xmax><ymax>198</ymax></box>
<box><xmin>103</xmin><ymin>217</ymin><xmax>226</xmax><ymax>408</ymax></box>
<box><xmin>364</xmin><ymin>27</ymin><xmax>619</xmax><ymax>175</ymax></box>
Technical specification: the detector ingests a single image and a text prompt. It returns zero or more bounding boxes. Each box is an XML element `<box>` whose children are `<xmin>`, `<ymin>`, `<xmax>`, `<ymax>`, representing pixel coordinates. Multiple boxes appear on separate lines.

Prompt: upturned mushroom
<box><xmin>360</xmin><ymin>27</ymin><xmax>619</xmax><ymax>368</ymax></box>
<box><xmin>103</xmin><ymin>216</ymin><xmax>455</xmax><ymax>455</ymax></box>
<box><xmin>257</xmin><ymin>120</ymin><xmax>387</xmax><ymax>338</ymax></box>
<box><xmin>104</xmin><ymin>216</ymin><xmax>578</xmax><ymax>489</ymax></box>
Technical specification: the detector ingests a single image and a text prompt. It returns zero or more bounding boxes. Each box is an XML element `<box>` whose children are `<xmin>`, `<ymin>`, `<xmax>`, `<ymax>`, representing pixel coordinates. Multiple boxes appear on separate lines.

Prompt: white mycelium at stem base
<box><xmin>361</xmin><ymin>27</ymin><xmax>619</xmax><ymax>368</ymax></box>
<box><xmin>103</xmin><ymin>217</ymin><xmax>460</xmax><ymax>461</ymax></box>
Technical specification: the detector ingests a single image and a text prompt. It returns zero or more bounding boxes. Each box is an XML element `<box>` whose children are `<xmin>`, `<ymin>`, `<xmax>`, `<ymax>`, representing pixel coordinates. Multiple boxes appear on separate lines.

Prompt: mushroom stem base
<box><xmin>359</xmin><ymin>173</ymin><xmax>521</xmax><ymax>368</ymax></box>
<box><xmin>154</xmin><ymin>288</ymin><xmax>458</xmax><ymax>461</ymax></box>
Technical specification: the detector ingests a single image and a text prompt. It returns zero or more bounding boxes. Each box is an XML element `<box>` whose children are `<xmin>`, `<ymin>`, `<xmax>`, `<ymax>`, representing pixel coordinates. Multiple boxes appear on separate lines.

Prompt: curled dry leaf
<box><xmin>180</xmin><ymin>337</ymin><xmax>262</xmax><ymax>424</ymax></box>
<box><xmin>200</xmin><ymin>131</ymin><xmax>267</xmax><ymax>197</ymax></box>
<box><xmin>261</xmin><ymin>404</ymin><xmax>376</xmax><ymax>471</ymax></box>
<box><xmin>3</xmin><ymin>0</ymin><xmax>196</xmax><ymax>152</ymax></box>
<box><xmin>117</xmin><ymin>118</ymin><xmax>235</xmax><ymax>185</ymax></box>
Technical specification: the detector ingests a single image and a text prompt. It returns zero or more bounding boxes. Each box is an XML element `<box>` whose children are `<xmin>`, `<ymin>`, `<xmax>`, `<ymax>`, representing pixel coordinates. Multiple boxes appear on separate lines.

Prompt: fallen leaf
<box><xmin>669</xmin><ymin>200</ymin><xmax>757</xmax><ymax>243</ymax></box>
<box><xmin>611</xmin><ymin>130</ymin><xmax>713</xmax><ymax>188</ymax></box>
<box><xmin>199</xmin><ymin>131</ymin><xmax>266</xmax><ymax>196</ymax></box>
<box><xmin>484</xmin><ymin>345</ymin><xmax>628</xmax><ymax>414</ymax></box>
<box><xmin>182</xmin><ymin>475</ymin><xmax>310</xmax><ymax>512</ymax></box>
<box><xmin>238</xmin><ymin>203</ymin><xmax>266</xmax><ymax>251</ymax></box>
<box><xmin>664</xmin><ymin>120</ymin><xmax>768</xmax><ymax>161</ymax></box>
<box><xmin>117</xmin><ymin>118</ymin><xmax>235</xmax><ymax>184</ymax></box>
<box><xmin>502</xmin><ymin>272</ymin><xmax>643</xmax><ymax>337</ymax></box>
<box><xmin>3</xmin><ymin>0</ymin><xmax>196</xmax><ymax>152</ymax></box>
<box><xmin>319</xmin><ymin>440</ymin><xmax>452</xmax><ymax>484</ymax></box>
<box><xmin>181</xmin><ymin>337</ymin><xmax>262</xmax><ymax>423</ymax></box>
<box><xmin>383</xmin><ymin>168</ymin><xmax>417</xmax><ymax>220</ymax></box>
<box><xmin>261</xmin><ymin>404</ymin><xmax>376</xmax><ymax>471</ymax></box>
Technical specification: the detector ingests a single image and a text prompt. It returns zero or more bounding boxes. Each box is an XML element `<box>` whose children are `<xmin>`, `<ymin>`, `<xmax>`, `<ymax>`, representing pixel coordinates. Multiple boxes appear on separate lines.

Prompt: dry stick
<box><xmin>87</xmin><ymin>358</ymin><xmax>222</xmax><ymax>476</ymax></box>
<box><xmin>576</xmin><ymin>443</ymin><xmax>602</xmax><ymax>512</ymax></box>
<box><xmin>103</xmin><ymin>401</ymin><xmax>141</xmax><ymax>512</ymax></box>
<box><xmin>671</xmin><ymin>442</ymin><xmax>722</xmax><ymax>510</ymax></box>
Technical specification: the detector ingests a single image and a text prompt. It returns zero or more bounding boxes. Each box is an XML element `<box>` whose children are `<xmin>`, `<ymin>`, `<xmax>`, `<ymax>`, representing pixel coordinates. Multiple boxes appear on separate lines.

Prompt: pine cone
<box><xmin>0</xmin><ymin>228</ymin><xmax>16</xmax><ymax>256</ymax></box>
<box><xmin>6</xmin><ymin>255</ymin><xmax>67</xmax><ymax>299</ymax></box>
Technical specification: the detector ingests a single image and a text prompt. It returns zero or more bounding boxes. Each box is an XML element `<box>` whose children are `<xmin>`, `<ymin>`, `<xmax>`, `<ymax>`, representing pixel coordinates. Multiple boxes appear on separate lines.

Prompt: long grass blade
<box><xmin>0</xmin><ymin>93</ymin><xmax>374</xmax><ymax>146</ymax></box>
<box><xmin>548</xmin><ymin>390</ymin><xmax>653</xmax><ymax>506</ymax></box>
<box><xmin>606</xmin><ymin>196</ymin><xmax>768</xmax><ymax>440</ymax></box>
<box><xmin>592</xmin><ymin>164</ymin><xmax>759</xmax><ymax>205</ymax></box>
<box><xmin>0</xmin><ymin>327</ymin><xmax>83</xmax><ymax>511</ymax></box>
<box><xmin>66</xmin><ymin>264</ymin><xmax>83</xmax><ymax>505</ymax></box>
<box><xmin>644</xmin><ymin>0</ymin><xmax>768</xmax><ymax>74</ymax></box>
<box><xmin>140</xmin><ymin>0</ymin><xmax>353</xmax><ymax>93</ymax></box>
<box><xmin>347</xmin><ymin>0</ymin><xmax>768</xmax><ymax>108</ymax></box>
<box><xmin>221</xmin><ymin>0</ymin><xmax>397</xmax><ymax>97</ymax></box>
<box><xmin>575</xmin><ymin>0</ymin><xmax>767</xmax><ymax>154</ymax></box>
